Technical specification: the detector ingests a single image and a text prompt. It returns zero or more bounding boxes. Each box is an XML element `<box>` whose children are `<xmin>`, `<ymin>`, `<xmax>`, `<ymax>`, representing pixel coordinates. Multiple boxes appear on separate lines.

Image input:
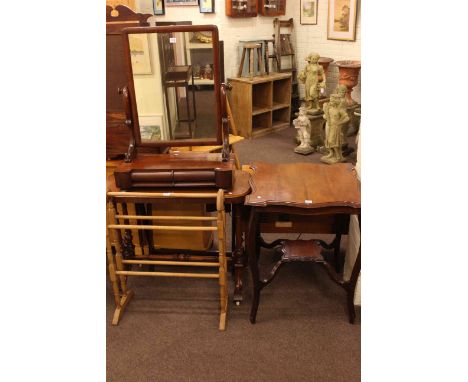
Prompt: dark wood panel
<box><xmin>259</xmin><ymin>213</ymin><xmax>350</xmax><ymax>234</ymax></box>
<box><xmin>106</xmin><ymin>5</ymin><xmax>152</xmax><ymax>159</ymax></box>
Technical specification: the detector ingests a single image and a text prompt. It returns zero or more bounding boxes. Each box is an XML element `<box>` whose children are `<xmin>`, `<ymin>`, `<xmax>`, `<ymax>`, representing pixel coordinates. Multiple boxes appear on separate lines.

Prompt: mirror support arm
<box><xmin>220</xmin><ymin>82</ymin><xmax>232</xmax><ymax>162</ymax></box>
<box><xmin>119</xmin><ymin>86</ymin><xmax>136</xmax><ymax>163</ymax></box>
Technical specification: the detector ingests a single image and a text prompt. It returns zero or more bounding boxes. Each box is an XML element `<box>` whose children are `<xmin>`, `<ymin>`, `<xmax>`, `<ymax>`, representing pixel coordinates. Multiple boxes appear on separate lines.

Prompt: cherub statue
<box><xmin>298</xmin><ymin>52</ymin><xmax>326</xmax><ymax>113</ymax></box>
<box><xmin>293</xmin><ymin>106</ymin><xmax>313</xmax><ymax>155</ymax></box>
<box><xmin>321</xmin><ymin>94</ymin><xmax>350</xmax><ymax>164</ymax></box>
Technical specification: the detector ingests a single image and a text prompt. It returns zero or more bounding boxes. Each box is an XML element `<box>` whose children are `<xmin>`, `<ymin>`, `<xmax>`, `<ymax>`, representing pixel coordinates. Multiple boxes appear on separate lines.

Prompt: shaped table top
<box><xmin>245</xmin><ymin>162</ymin><xmax>361</xmax><ymax>210</ymax></box>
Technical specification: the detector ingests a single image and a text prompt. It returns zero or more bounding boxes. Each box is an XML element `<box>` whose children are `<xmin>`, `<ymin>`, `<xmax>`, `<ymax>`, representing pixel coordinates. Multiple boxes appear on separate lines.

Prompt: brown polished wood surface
<box><xmin>115</xmin><ymin>153</ymin><xmax>231</xmax><ymax>170</ymax></box>
<box><xmin>107</xmin><ymin>163</ymin><xmax>251</xmax><ymax>203</ymax></box>
<box><xmin>106</xmin><ymin>6</ymin><xmax>152</xmax><ymax>160</ymax></box>
<box><xmin>113</xmin><ymin>153</ymin><xmax>235</xmax><ymax>190</ymax></box>
<box><xmin>245</xmin><ymin>162</ymin><xmax>361</xmax><ymax>209</ymax></box>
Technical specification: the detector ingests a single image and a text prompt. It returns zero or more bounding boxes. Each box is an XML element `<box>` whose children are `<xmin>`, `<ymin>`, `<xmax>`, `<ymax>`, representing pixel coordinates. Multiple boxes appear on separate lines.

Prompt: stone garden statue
<box><xmin>334</xmin><ymin>83</ymin><xmax>356</xmax><ymax>139</ymax></box>
<box><xmin>298</xmin><ymin>52</ymin><xmax>326</xmax><ymax>114</ymax></box>
<box><xmin>335</xmin><ymin>84</ymin><xmax>348</xmax><ymax>107</ymax></box>
<box><xmin>321</xmin><ymin>94</ymin><xmax>350</xmax><ymax>164</ymax></box>
<box><xmin>204</xmin><ymin>64</ymin><xmax>213</xmax><ymax>79</ymax></box>
<box><xmin>293</xmin><ymin>106</ymin><xmax>313</xmax><ymax>155</ymax></box>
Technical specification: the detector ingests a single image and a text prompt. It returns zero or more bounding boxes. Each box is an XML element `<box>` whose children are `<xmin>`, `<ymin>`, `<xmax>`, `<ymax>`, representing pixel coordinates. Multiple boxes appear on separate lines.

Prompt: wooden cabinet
<box><xmin>228</xmin><ymin>73</ymin><xmax>291</xmax><ymax>138</ymax></box>
<box><xmin>258</xmin><ymin>0</ymin><xmax>286</xmax><ymax>16</ymax></box>
<box><xmin>225</xmin><ymin>0</ymin><xmax>258</xmax><ymax>17</ymax></box>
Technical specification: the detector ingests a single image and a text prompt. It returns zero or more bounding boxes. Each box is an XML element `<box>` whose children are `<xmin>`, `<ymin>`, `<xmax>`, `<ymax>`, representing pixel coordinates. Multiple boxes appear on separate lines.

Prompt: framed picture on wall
<box><xmin>199</xmin><ymin>0</ymin><xmax>214</xmax><ymax>13</ymax></box>
<box><xmin>166</xmin><ymin>0</ymin><xmax>198</xmax><ymax>6</ymax></box>
<box><xmin>153</xmin><ymin>0</ymin><xmax>165</xmax><ymax>15</ymax></box>
<box><xmin>300</xmin><ymin>0</ymin><xmax>318</xmax><ymax>25</ymax></box>
<box><xmin>129</xmin><ymin>34</ymin><xmax>152</xmax><ymax>74</ymax></box>
<box><xmin>327</xmin><ymin>0</ymin><xmax>358</xmax><ymax>41</ymax></box>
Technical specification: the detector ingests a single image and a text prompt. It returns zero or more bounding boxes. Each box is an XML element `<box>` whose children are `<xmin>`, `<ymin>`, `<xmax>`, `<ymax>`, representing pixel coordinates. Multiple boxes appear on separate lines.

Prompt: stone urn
<box><xmin>335</xmin><ymin>60</ymin><xmax>361</xmax><ymax>106</ymax></box>
<box><xmin>317</xmin><ymin>57</ymin><xmax>334</xmax><ymax>99</ymax></box>
<box><xmin>318</xmin><ymin>57</ymin><xmax>334</xmax><ymax>76</ymax></box>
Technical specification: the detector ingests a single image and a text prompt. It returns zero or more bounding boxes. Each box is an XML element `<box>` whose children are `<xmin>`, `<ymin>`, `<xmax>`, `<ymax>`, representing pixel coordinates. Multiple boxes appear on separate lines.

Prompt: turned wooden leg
<box><xmin>106</xmin><ymin>236</ymin><xmax>122</xmax><ymax>308</ymax></box>
<box><xmin>231</xmin><ymin>206</ymin><xmax>236</xmax><ymax>277</ymax></box>
<box><xmin>333</xmin><ymin>233</ymin><xmax>342</xmax><ymax>272</ymax></box>
<box><xmin>125</xmin><ymin>203</ymin><xmax>144</xmax><ymax>256</ymax></box>
<box><xmin>107</xmin><ymin>201</ymin><xmax>134</xmax><ymax>326</ymax></box>
<box><xmin>257</xmin><ymin>47</ymin><xmax>264</xmax><ymax>75</ymax></box>
<box><xmin>232</xmin><ymin>204</ymin><xmax>245</xmax><ymax>305</ymax></box>
<box><xmin>247</xmin><ymin>208</ymin><xmax>261</xmax><ymax>323</ymax></box>
<box><xmin>264</xmin><ymin>41</ymin><xmax>270</xmax><ymax>74</ymax></box>
<box><xmin>238</xmin><ymin>48</ymin><xmax>246</xmax><ymax>77</ymax></box>
<box><xmin>191</xmin><ymin>71</ymin><xmax>197</xmax><ymax>120</ymax></box>
<box><xmin>249</xmin><ymin>49</ymin><xmax>254</xmax><ymax>79</ymax></box>
<box><xmin>185</xmin><ymin>84</ymin><xmax>192</xmax><ymax>138</ymax></box>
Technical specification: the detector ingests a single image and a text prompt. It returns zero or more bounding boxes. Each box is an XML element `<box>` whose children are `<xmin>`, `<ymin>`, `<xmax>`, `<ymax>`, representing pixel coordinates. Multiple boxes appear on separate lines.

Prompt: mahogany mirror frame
<box><xmin>121</xmin><ymin>24</ymin><xmax>223</xmax><ymax>149</ymax></box>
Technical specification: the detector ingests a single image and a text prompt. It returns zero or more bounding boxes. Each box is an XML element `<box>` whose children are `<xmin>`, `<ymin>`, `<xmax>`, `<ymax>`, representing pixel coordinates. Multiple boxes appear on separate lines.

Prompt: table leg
<box><xmin>345</xmin><ymin>214</ymin><xmax>361</xmax><ymax>324</ymax></box>
<box><xmin>333</xmin><ymin>233</ymin><xmax>342</xmax><ymax>272</ymax></box>
<box><xmin>164</xmin><ymin>86</ymin><xmax>173</xmax><ymax>140</ymax></box>
<box><xmin>247</xmin><ymin>208</ymin><xmax>261</xmax><ymax>323</ymax></box>
<box><xmin>232</xmin><ymin>204</ymin><xmax>245</xmax><ymax>305</ymax></box>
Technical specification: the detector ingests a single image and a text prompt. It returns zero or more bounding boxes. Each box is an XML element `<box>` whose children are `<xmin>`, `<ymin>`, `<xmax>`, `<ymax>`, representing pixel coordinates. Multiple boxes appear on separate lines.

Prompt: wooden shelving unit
<box><xmin>228</xmin><ymin>72</ymin><xmax>291</xmax><ymax>139</ymax></box>
<box><xmin>185</xmin><ymin>33</ymin><xmax>225</xmax><ymax>85</ymax></box>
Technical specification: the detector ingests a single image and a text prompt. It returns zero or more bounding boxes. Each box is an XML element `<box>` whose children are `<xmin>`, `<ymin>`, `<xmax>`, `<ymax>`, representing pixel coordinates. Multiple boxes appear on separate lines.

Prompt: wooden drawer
<box><xmin>259</xmin><ymin>213</ymin><xmax>349</xmax><ymax>234</ymax></box>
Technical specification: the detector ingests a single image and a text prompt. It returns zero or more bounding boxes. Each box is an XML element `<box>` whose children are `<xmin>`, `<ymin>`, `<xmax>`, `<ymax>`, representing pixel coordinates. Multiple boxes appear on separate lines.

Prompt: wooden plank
<box><xmin>108</xmin><ymin>224</ymin><xmax>217</xmax><ymax>231</ymax></box>
<box><xmin>116</xmin><ymin>271</ymin><xmax>219</xmax><ymax>279</ymax></box>
<box><xmin>115</xmin><ymin>214</ymin><xmax>217</xmax><ymax>221</ymax></box>
<box><xmin>122</xmin><ymin>260</ymin><xmax>219</xmax><ymax>267</ymax></box>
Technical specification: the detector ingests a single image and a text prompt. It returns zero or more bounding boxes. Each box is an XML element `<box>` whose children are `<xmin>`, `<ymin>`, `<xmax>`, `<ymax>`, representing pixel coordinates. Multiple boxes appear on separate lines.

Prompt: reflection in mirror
<box><xmin>128</xmin><ymin>30</ymin><xmax>218</xmax><ymax>144</ymax></box>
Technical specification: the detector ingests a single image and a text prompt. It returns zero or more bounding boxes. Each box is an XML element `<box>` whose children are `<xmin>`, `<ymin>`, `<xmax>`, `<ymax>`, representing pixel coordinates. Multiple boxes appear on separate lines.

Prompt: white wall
<box><xmin>136</xmin><ymin>0</ymin><xmax>360</xmax><ymax>102</ymax></box>
<box><xmin>286</xmin><ymin>0</ymin><xmax>361</xmax><ymax>102</ymax></box>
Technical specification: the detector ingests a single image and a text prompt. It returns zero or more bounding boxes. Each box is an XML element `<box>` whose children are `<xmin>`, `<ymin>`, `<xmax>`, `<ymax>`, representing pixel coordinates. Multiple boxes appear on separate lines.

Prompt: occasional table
<box><xmin>245</xmin><ymin>162</ymin><xmax>361</xmax><ymax>323</ymax></box>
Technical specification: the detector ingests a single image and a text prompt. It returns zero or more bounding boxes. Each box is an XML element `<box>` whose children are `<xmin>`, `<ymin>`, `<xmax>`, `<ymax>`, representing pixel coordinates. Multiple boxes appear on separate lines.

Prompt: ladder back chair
<box><xmin>106</xmin><ymin>190</ymin><xmax>228</xmax><ymax>330</ymax></box>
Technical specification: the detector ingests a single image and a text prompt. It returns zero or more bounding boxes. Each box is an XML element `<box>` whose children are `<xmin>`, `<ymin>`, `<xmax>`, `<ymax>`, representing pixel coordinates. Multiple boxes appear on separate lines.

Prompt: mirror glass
<box><xmin>126</xmin><ymin>29</ymin><xmax>220</xmax><ymax>145</ymax></box>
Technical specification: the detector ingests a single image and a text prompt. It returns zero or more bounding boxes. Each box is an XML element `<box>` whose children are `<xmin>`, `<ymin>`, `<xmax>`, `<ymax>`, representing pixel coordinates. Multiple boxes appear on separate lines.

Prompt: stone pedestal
<box><xmin>353</xmin><ymin>107</ymin><xmax>361</xmax><ymax>131</ymax></box>
<box><xmin>308</xmin><ymin>111</ymin><xmax>325</xmax><ymax>148</ymax></box>
<box><xmin>294</xmin><ymin>110</ymin><xmax>325</xmax><ymax>152</ymax></box>
<box><xmin>344</xmin><ymin>103</ymin><xmax>360</xmax><ymax>137</ymax></box>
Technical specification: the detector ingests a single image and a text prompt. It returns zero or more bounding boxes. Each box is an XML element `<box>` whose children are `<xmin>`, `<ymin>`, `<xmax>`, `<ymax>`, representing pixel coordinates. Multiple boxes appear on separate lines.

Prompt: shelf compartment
<box><xmin>273</xmin><ymin>78</ymin><xmax>291</xmax><ymax>105</ymax></box>
<box><xmin>252</xmin><ymin>111</ymin><xmax>271</xmax><ymax>131</ymax></box>
<box><xmin>272</xmin><ymin>102</ymin><xmax>290</xmax><ymax>111</ymax></box>
<box><xmin>272</xmin><ymin>107</ymin><xmax>290</xmax><ymax>126</ymax></box>
<box><xmin>252</xmin><ymin>106</ymin><xmax>271</xmax><ymax>116</ymax></box>
<box><xmin>252</xmin><ymin>82</ymin><xmax>272</xmax><ymax>110</ymax></box>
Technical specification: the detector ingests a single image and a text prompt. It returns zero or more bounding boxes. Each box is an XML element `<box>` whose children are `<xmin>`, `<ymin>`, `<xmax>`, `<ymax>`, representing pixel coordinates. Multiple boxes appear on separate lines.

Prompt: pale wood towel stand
<box><xmin>107</xmin><ymin>190</ymin><xmax>228</xmax><ymax>330</ymax></box>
